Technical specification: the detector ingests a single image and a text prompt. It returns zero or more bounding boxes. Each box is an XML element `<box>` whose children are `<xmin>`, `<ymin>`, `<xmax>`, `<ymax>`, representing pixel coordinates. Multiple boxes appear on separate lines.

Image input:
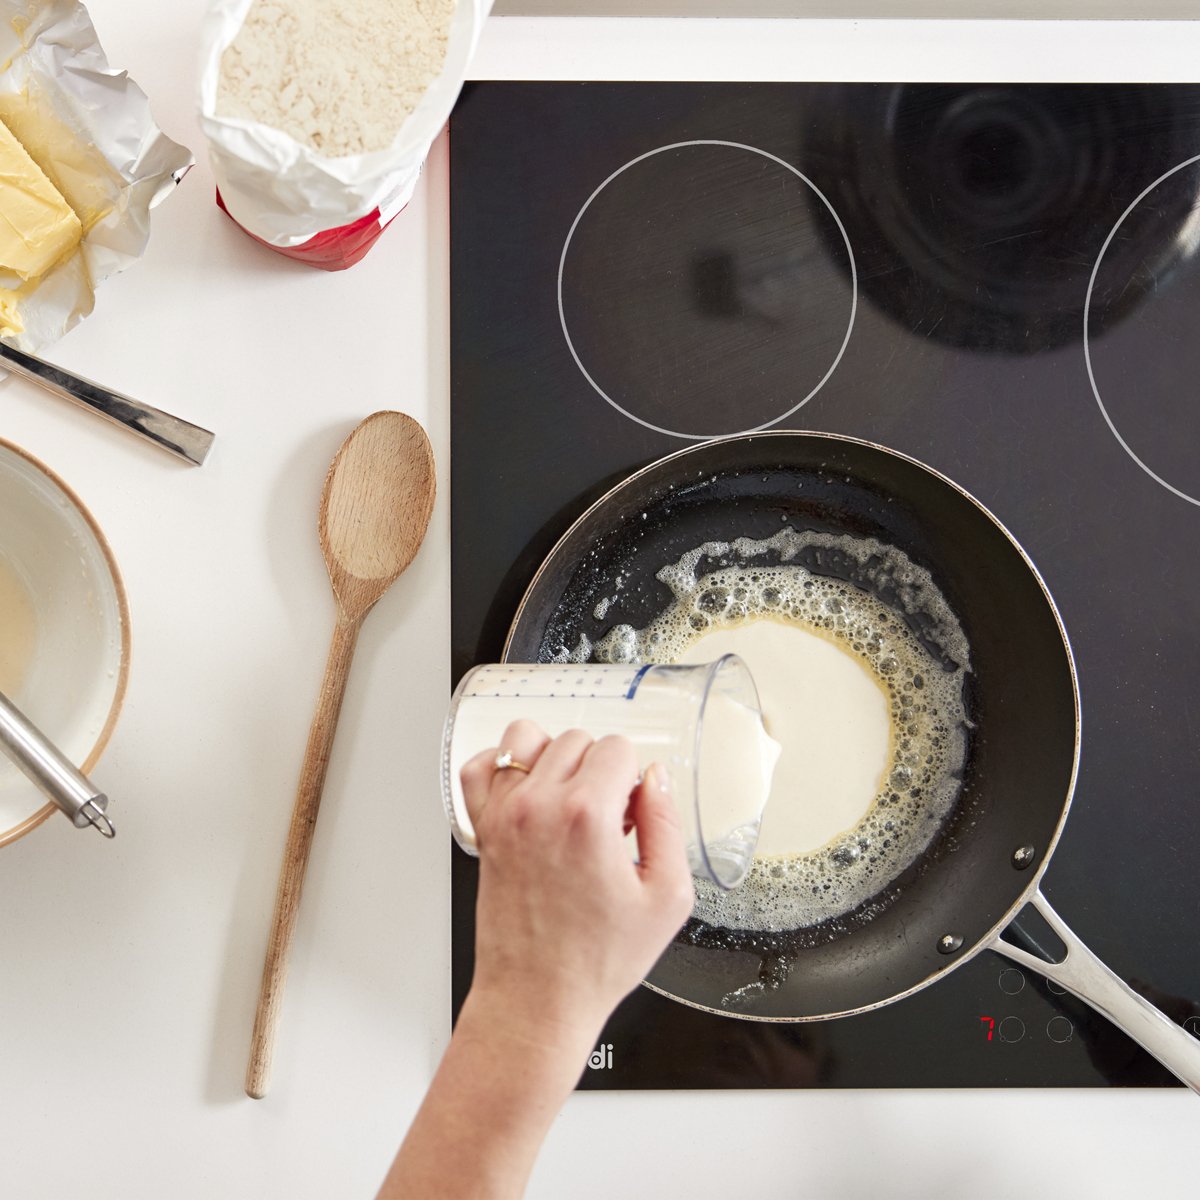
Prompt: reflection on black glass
<box><xmin>591</xmin><ymin>988</ymin><xmax>837</xmax><ymax>1090</ymax></box>
<box><xmin>1081</xmin><ymin>979</ymin><xmax>1200</xmax><ymax>1087</ymax></box>
<box><xmin>804</xmin><ymin>84</ymin><xmax>1200</xmax><ymax>353</ymax></box>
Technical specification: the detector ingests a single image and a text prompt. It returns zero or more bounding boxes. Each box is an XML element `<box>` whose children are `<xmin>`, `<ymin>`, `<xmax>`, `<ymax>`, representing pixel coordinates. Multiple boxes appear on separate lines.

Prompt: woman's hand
<box><xmin>462</xmin><ymin>720</ymin><xmax>696</xmax><ymax>1053</ymax></box>
<box><xmin>377</xmin><ymin>722</ymin><xmax>692</xmax><ymax>1200</ymax></box>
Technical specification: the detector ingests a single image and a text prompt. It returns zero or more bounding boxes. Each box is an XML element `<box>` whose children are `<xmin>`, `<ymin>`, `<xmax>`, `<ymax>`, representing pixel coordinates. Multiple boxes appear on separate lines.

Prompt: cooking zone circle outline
<box><xmin>556</xmin><ymin>140</ymin><xmax>859</xmax><ymax>440</ymax></box>
<box><xmin>1083</xmin><ymin>151</ymin><xmax>1200</xmax><ymax>508</ymax></box>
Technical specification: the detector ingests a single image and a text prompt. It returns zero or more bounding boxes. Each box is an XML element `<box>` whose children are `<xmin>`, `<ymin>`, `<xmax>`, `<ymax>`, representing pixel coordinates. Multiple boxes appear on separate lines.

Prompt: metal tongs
<box><xmin>0</xmin><ymin>690</ymin><xmax>115</xmax><ymax>837</ymax></box>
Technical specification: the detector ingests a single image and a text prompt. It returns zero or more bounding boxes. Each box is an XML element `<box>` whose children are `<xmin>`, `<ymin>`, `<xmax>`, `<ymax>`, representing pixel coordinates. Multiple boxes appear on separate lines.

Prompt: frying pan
<box><xmin>503</xmin><ymin>430</ymin><xmax>1200</xmax><ymax>1093</ymax></box>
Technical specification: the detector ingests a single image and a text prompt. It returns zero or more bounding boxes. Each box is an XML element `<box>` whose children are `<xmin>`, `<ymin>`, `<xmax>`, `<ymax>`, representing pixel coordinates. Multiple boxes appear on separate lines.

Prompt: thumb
<box><xmin>631</xmin><ymin>763</ymin><xmax>690</xmax><ymax>895</ymax></box>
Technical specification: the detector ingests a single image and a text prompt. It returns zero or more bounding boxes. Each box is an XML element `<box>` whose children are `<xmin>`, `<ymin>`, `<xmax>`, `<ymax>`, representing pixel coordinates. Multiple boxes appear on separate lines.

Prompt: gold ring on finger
<box><xmin>494</xmin><ymin>750</ymin><xmax>532</xmax><ymax>774</ymax></box>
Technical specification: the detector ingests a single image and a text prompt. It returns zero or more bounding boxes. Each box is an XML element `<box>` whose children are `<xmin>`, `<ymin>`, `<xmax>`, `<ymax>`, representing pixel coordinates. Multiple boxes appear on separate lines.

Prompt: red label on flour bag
<box><xmin>198</xmin><ymin>0</ymin><xmax>491</xmax><ymax>270</ymax></box>
<box><xmin>214</xmin><ymin>188</ymin><xmax>399</xmax><ymax>271</ymax></box>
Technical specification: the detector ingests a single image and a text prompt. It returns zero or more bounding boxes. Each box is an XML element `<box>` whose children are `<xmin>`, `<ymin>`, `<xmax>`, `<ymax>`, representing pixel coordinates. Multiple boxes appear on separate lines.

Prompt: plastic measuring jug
<box><xmin>441</xmin><ymin>655</ymin><xmax>779</xmax><ymax>889</ymax></box>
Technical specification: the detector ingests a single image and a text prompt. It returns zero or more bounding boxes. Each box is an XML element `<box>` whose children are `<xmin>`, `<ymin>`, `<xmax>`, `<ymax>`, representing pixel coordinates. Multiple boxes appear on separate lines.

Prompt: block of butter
<box><xmin>0</xmin><ymin>116</ymin><xmax>81</xmax><ymax>284</ymax></box>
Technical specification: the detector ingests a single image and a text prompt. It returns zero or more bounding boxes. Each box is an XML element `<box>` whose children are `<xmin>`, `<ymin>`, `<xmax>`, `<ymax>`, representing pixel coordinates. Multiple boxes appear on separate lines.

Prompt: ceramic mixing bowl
<box><xmin>0</xmin><ymin>439</ymin><xmax>129</xmax><ymax>845</ymax></box>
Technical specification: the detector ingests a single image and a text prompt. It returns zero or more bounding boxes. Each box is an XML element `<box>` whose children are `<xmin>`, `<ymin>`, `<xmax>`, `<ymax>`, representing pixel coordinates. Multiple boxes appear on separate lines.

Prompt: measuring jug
<box><xmin>441</xmin><ymin>655</ymin><xmax>779</xmax><ymax>889</ymax></box>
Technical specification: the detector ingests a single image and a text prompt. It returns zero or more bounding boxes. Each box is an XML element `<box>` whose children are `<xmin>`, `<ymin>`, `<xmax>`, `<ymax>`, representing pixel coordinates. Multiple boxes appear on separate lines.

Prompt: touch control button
<box><xmin>998</xmin><ymin>1017</ymin><xmax>1026</xmax><ymax>1043</ymax></box>
<box><xmin>1184</xmin><ymin>1016</ymin><xmax>1200</xmax><ymax>1039</ymax></box>
<box><xmin>1047</xmin><ymin>1016</ymin><xmax>1074</xmax><ymax>1043</ymax></box>
<box><xmin>998</xmin><ymin>969</ymin><xmax>1026</xmax><ymax>995</ymax></box>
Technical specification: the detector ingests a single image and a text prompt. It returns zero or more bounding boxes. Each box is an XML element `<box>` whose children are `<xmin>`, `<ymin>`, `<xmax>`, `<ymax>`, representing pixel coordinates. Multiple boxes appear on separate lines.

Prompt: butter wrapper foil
<box><xmin>198</xmin><ymin>0</ymin><xmax>490</xmax><ymax>259</ymax></box>
<box><xmin>0</xmin><ymin>0</ymin><xmax>193</xmax><ymax>351</ymax></box>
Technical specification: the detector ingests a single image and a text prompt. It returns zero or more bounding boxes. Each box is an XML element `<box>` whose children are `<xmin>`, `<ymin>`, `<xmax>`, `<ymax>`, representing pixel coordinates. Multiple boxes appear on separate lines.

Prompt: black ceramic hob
<box><xmin>449</xmin><ymin>82</ymin><xmax>1200</xmax><ymax>1088</ymax></box>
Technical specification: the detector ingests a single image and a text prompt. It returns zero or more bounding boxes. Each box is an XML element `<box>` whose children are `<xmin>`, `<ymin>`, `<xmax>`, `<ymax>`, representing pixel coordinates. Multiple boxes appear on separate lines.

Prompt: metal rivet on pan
<box><xmin>1012</xmin><ymin>845</ymin><xmax>1036</xmax><ymax>870</ymax></box>
<box><xmin>937</xmin><ymin>934</ymin><xmax>964</xmax><ymax>955</ymax></box>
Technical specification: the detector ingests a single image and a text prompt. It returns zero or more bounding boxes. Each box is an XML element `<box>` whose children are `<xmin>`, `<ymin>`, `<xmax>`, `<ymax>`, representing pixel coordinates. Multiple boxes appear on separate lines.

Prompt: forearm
<box><xmin>377</xmin><ymin>731</ymin><xmax>692</xmax><ymax>1197</ymax></box>
<box><xmin>377</xmin><ymin>990</ymin><xmax>595</xmax><ymax>1200</ymax></box>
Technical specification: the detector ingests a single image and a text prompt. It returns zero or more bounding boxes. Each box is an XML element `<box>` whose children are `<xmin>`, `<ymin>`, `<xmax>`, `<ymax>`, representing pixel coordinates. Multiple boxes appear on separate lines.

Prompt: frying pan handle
<box><xmin>988</xmin><ymin>890</ymin><xmax>1200</xmax><ymax>1095</ymax></box>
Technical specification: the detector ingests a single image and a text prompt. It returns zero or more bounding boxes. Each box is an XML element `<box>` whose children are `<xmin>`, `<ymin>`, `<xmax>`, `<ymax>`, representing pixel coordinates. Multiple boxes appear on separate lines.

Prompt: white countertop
<box><xmin>1</xmin><ymin>8</ymin><xmax>1197</xmax><ymax>1198</ymax></box>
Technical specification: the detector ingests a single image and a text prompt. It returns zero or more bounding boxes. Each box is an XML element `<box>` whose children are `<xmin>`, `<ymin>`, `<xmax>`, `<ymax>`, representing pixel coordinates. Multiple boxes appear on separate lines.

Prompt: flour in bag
<box><xmin>217</xmin><ymin>0</ymin><xmax>457</xmax><ymax>157</ymax></box>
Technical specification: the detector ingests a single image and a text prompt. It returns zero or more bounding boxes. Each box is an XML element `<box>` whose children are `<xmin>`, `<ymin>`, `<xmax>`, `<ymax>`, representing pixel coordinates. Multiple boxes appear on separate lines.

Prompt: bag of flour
<box><xmin>198</xmin><ymin>0</ymin><xmax>491</xmax><ymax>270</ymax></box>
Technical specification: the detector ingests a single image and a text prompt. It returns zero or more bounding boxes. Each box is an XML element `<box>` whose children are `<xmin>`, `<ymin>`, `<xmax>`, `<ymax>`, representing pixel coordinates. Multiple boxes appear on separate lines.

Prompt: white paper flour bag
<box><xmin>199</xmin><ymin>0</ymin><xmax>491</xmax><ymax>270</ymax></box>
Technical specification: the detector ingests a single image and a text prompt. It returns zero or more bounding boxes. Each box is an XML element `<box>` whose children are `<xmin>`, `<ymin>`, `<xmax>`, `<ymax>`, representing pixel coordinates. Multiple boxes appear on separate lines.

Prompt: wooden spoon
<box><xmin>245</xmin><ymin>411</ymin><xmax>436</xmax><ymax>1099</ymax></box>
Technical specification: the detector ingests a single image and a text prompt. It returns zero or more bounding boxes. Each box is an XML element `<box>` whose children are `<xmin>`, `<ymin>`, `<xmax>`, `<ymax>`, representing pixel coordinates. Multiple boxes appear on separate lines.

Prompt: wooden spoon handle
<box><xmin>245</xmin><ymin>614</ymin><xmax>362</xmax><ymax>1099</ymax></box>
